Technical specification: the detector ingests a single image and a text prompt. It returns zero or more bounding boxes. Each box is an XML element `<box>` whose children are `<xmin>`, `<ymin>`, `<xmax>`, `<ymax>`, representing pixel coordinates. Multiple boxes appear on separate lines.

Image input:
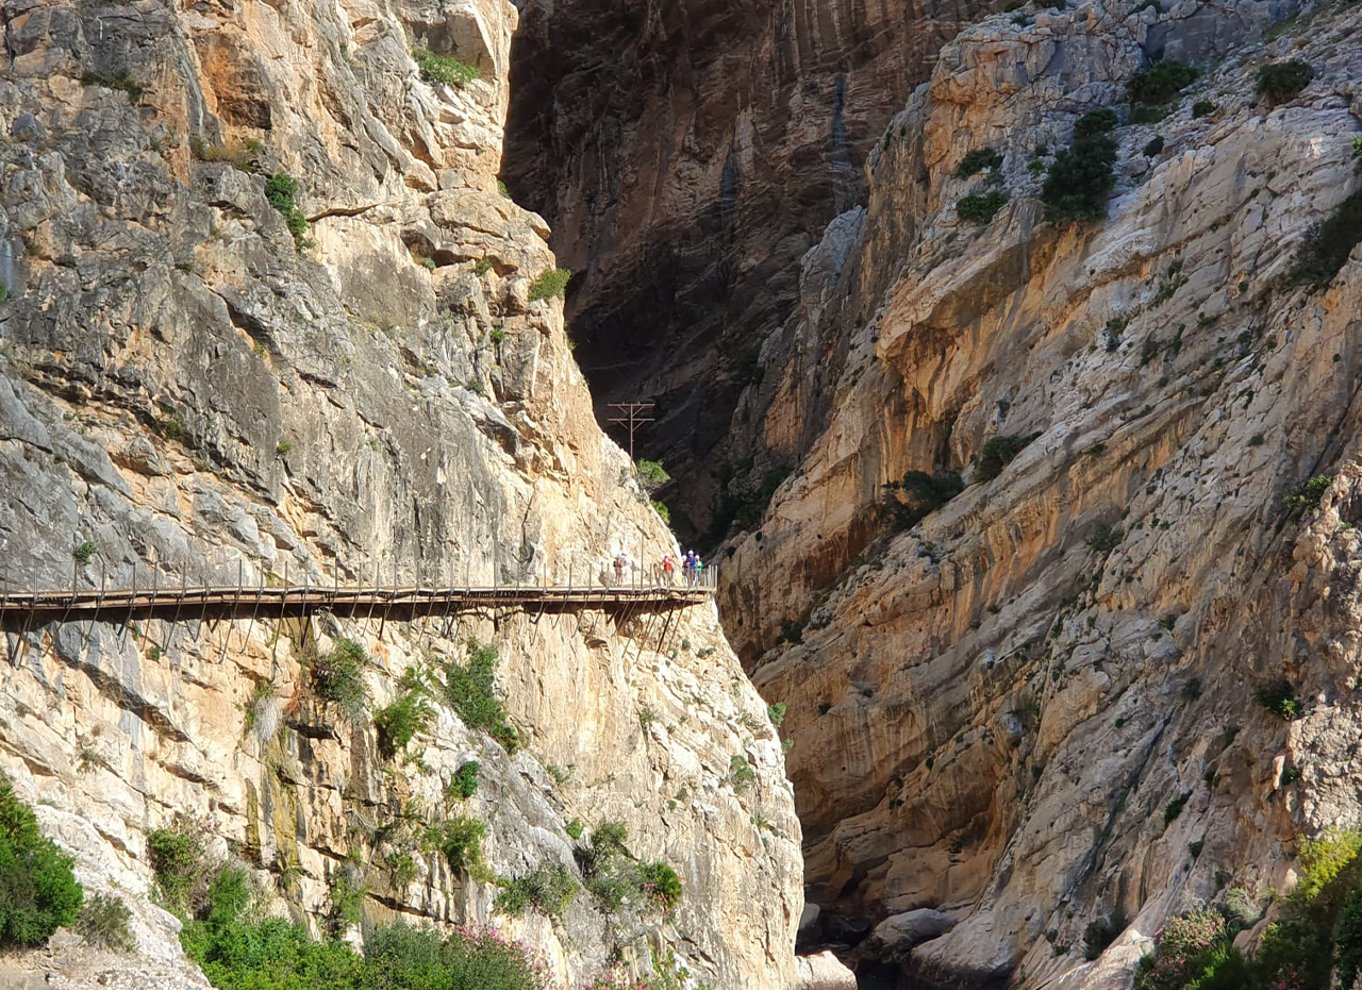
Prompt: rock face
<box><xmin>503</xmin><ymin>0</ymin><xmax>988</xmax><ymax>536</ymax></box>
<box><xmin>711</xmin><ymin>0</ymin><xmax>1362</xmax><ymax>985</ymax></box>
<box><xmin>0</xmin><ymin>2</ymin><xmax>801</xmax><ymax>988</ymax></box>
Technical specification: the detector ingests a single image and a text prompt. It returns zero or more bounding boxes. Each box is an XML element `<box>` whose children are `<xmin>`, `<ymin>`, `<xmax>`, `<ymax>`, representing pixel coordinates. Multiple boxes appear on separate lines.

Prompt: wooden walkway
<box><xmin>0</xmin><ymin>582</ymin><xmax>714</xmax><ymax>629</ymax></box>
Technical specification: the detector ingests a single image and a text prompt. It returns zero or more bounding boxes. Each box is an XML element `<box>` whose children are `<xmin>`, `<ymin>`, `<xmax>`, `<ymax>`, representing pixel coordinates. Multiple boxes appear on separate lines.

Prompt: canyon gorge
<box><xmin>4</xmin><ymin>0</ymin><xmax>1362</xmax><ymax>988</ymax></box>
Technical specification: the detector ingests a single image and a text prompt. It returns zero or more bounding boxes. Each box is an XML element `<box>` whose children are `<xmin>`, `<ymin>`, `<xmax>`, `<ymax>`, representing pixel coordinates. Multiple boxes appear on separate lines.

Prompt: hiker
<box><xmin>693</xmin><ymin>554</ymin><xmax>705</xmax><ymax>587</ymax></box>
<box><xmin>612</xmin><ymin>552</ymin><xmax>627</xmax><ymax>585</ymax></box>
<box><xmin>661</xmin><ymin>554</ymin><xmax>676</xmax><ymax>586</ymax></box>
<box><xmin>681</xmin><ymin>552</ymin><xmax>694</xmax><ymax>586</ymax></box>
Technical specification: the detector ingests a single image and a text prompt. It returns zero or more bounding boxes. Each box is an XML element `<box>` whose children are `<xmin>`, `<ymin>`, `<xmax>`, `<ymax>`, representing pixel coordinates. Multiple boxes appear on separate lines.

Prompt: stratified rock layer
<box><xmin>0</xmin><ymin>2</ymin><xmax>801</xmax><ymax>988</ymax></box>
<box><xmin>718</xmin><ymin>0</ymin><xmax>1362</xmax><ymax>985</ymax></box>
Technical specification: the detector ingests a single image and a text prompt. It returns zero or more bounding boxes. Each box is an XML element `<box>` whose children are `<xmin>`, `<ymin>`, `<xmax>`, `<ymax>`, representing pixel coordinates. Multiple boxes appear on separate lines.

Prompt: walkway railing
<box><xmin>0</xmin><ymin>567</ymin><xmax>717</xmax><ymax>629</ymax></box>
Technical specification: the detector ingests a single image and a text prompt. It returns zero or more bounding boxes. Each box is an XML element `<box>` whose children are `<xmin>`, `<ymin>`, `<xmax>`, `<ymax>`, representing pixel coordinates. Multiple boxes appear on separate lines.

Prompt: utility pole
<box><xmin>606</xmin><ymin>401</ymin><xmax>655</xmax><ymax>461</ymax></box>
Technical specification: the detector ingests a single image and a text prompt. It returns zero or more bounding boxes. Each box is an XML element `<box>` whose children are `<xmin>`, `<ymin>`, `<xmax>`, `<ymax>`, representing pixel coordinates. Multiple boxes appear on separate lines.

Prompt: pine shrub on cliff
<box><xmin>0</xmin><ymin>774</ymin><xmax>83</xmax><ymax>949</ymax></box>
<box><xmin>975</xmin><ymin>433</ymin><xmax>1040</xmax><ymax>482</ymax></box>
<box><xmin>1127</xmin><ymin>60</ymin><xmax>1198</xmax><ymax>105</ymax></box>
<box><xmin>1291</xmin><ymin>192</ymin><xmax>1362</xmax><ymax>286</ymax></box>
<box><xmin>881</xmin><ymin>470</ymin><xmax>963</xmax><ymax>530</ymax></box>
<box><xmin>1257</xmin><ymin>60</ymin><xmax>1313</xmax><ymax>103</ymax></box>
<box><xmin>1042</xmin><ymin>131</ymin><xmax>1118</xmax><ymax>222</ymax></box>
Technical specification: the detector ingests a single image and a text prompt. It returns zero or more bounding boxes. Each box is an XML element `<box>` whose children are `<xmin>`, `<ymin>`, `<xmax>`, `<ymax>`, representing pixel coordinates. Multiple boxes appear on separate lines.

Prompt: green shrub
<box><xmin>1085</xmin><ymin>523</ymin><xmax>1123</xmax><ymax>553</ymax></box>
<box><xmin>182</xmin><ymin>915</ymin><xmax>363</xmax><ymax>990</ymax></box>
<box><xmin>1281</xmin><ymin>473</ymin><xmax>1333</xmax><ymax>516</ymax></box>
<box><xmin>73</xmin><ymin>539</ymin><xmax>98</xmax><ymax>564</ymax></box>
<box><xmin>956</xmin><ymin>191</ymin><xmax>1008</xmax><ymax>225</ymax></box>
<box><xmin>1219</xmin><ymin>887</ymin><xmax>1260</xmax><ymax>930</ymax></box>
<box><xmin>0</xmin><ymin>282</ymin><xmax>9</xmax><ymax>303</ymax></box>
<box><xmin>424</xmin><ymin>816</ymin><xmax>485</xmax><ymax>874</ymax></box>
<box><xmin>264</xmin><ymin>173</ymin><xmax>309</xmax><ymax>249</ymax></box>
<box><xmin>1128</xmin><ymin>61</ymin><xmax>1198</xmax><ymax>105</ymax></box>
<box><xmin>975</xmin><ymin>433</ymin><xmax>1040</xmax><ymax>482</ymax></box>
<box><xmin>1073</xmin><ymin>108</ymin><xmax>1118</xmax><ymax>138</ymax></box>
<box><xmin>1292</xmin><ymin>192</ymin><xmax>1362</xmax><ymax>286</ymax></box>
<box><xmin>444</xmin><ymin>638</ymin><xmax>520</xmax><ymax>752</ymax></box>
<box><xmin>185</xmin><ymin>877</ymin><xmax>549</xmax><ymax>989</ymax></box>
<box><xmin>767</xmin><ymin>703</ymin><xmax>787</xmax><ymax>728</ymax></box>
<box><xmin>636</xmin><ymin>862</ymin><xmax>683</xmax><ymax>912</ymax></box>
<box><xmin>1254</xmin><ymin>680</ymin><xmax>1303</xmax><ymax>720</ymax></box>
<box><xmin>154</xmin><ymin>409</ymin><xmax>192</xmax><ymax>444</ymax></box>
<box><xmin>1143</xmin><ymin>135</ymin><xmax>1165</xmax><ymax>157</ymax></box>
<box><xmin>74</xmin><ymin>892</ymin><xmax>134</xmax><ymax>951</ymax></box>
<box><xmin>636</xmin><ymin>459</ymin><xmax>671</xmax><ymax>492</ymax></box>
<box><xmin>1043</xmin><ymin>134</ymin><xmax>1117</xmax><ymax>221</ymax></box>
<box><xmin>494</xmin><ymin>863</ymin><xmax>578</xmax><ymax>919</ymax></box>
<box><xmin>882</xmin><ymin>470</ymin><xmax>963</xmax><ymax>529</ymax></box>
<box><xmin>449</xmin><ymin>760</ymin><xmax>480</xmax><ymax>800</ymax></box>
<box><xmin>204</xmin><ymin>867</ymin><xmax>251</xmax><ymax>928</ymax></box>
<box><xmin>729</xmin><ymin>754</ymin><xmax>757</xmax><ymax>791</ymax></box>
<box><xmin>147</xmin><ymin>823</ymin><xmax>209</xmax><ymax>918</ymax></box>
<box><xmin>0</xmin><ymin>775</ymin><xmax>83</xmax><ymax>948</ymax></box>
<box><xmin>364</xmin><ymin>922</ymin><xmax>545</xmax><ymax>990</ymax></box>
<box><xmin>412</xmin><ymin>46</ymin><xmax>479</xmax><ymax>86</ymax></box>
<box><xmin>1336</xmin><ymin>889</ymin><xmax>1362</xmax><ymax>990</ymax></box>
<box><xmin>1257</xmin><ymin>60</ymin><xmax>1313</xmax><ymax>103</ymax></box>
<box><xmin>565</xmin><ymin>818</ymin><xmax>584</xmax><ymax>841</ymax></box>
<box><xmin>81</xmin><ymin>69</ymin><xmax>142</xmax><ymax>103</ymax></box>
<box><xmin>309</xmin><ymin>639</ymin><xmax>369</xmax><ymax>724</ymax></box>
<box><xmin>527</xmin><ymin>268</ymin><xmax>571</xmax><ymax>302</ymax></box>
<box><xmin>1164</xmin><ymin>792</ymin><xmax>1190</xmax><ymax>825</ymax></box>
<box><xmin>590</xmin><ymin>821</ymin><xmax>629</xmax><ymax>861</ymax></box>
<box><xmin>374</xmin><ymin>688</ymin><xmax>433</xmax><ymax>758</ymax></box>
<box><xmin>651</xmin><ymin>499</ymin><xmax>671</xmax><ymax>524</ymax></box>
<box><xmin>327</xmin><ymin>871</ymin><xmax>366</xmax><ymax>931</ymax></box>
<box><xmin>953</xmin><ymin>147</ymin><xmax>1004</xmax><ymax>178</ymax></box>
<box><xmin>1083</xmin><ymin>909</ymin><xmax>1127</xmax><ymax>960</ymax></box>
<box><xmin>1192</xmin><ymin>99</ymin><xmax>1217</xmax><ymax>118</ymax></box>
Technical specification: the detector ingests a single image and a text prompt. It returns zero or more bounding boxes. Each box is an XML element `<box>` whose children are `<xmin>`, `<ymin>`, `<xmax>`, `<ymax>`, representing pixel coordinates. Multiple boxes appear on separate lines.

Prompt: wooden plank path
<box><xmin>0</xmin><ymin>581</ymin><xmax>714</xmax><ymax>629</ymax></box>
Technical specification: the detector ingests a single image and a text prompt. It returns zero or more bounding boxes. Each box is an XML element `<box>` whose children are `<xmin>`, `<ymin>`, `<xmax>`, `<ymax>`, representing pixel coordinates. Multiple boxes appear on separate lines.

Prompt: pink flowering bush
<box><xmin>1133</xmin><ymin>910</ymin><xmax>1227</xmax><ymax>990</ymax></box>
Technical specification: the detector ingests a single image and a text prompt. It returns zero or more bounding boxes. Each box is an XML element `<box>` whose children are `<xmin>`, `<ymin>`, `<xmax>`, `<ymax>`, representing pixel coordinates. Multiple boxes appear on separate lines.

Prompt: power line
<box><xmin>606</xmin><ymin>401</ymin><xmax>655</xmax><ymax>460</ymax></box>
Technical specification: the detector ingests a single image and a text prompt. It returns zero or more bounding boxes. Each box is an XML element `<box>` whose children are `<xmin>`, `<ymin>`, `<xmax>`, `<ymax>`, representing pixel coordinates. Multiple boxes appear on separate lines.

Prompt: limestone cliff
<box><xmin>715</xmin><ymin>0</ymin><xmax>1362</xmax><ymax>985</ymax></box>
<box><xmin>503</xmin><ymin>0</ymin><xmax>987</xmax><ymax>538</ymax></box>
<box><xmin>0</xmin><ymin>2</ymin><xmax>801</xmax><ymax>988</ymax></box>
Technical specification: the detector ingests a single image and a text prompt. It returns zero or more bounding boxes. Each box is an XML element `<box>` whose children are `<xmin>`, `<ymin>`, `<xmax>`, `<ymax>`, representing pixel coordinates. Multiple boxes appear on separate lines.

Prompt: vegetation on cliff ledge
<box><xmin>1130</xmin><ymin>829</ymin><xmax>1362</xmax><ymax>990</ymax></box>
<box><xmin>0</xmin><ymin>774</ymin><xmax>83</xmax><ymax>949</ymax></box>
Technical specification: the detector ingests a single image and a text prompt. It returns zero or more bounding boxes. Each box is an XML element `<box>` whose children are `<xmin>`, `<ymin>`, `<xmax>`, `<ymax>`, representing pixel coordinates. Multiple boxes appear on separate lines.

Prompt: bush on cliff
<box><xmin>527</xmin><ymin>268</ymin><xmax>571</xmax><ymax>302</ymax></box>
<box><xmin>1042</xmin><ymin>132</ymin><xmax>1118</xmax><ymax>222</ymax></box>
<box><xmin>0</xmin><ymin>774</ymin><xmax>83</xmax><ymax>948</ymax></box>
<box><xmin>1257</xmin><ymin>60</ymin><xmax>1313</xmax><ymax>103</ymax></box>
<box><xmin>1128</xmin><ymin>60</ymin><xmax>1198</xmax><ymax>105</ymax></box>
<box><xmin>183</xmin><ymin>868</ymin><xmax>546</xmax><ymax>990</ymax></box>
<box><xmin>953</xmin><ymin>147</ymin><xmax>1003</xmax><ymax>179</ymax></box>
<box><xmin>975</xmin><ymin>433</ymin><xmax>1041</xmax><ymax>482</ymax></box>
<box><xmin>956</xmin><ymin>191</ymin><xmax>1009</xmax><ymax>225</ymax></box>
<box><xmin>374</xmin><ymin>684</ymin><xmax>433</xmax><ymax>758</ymax></box>
<box><xmin>413</xmin><ymin>47</ymin><xmax>480</xmax><ymax>87</ymax></box>
<box><xmin>310</xmin><ymin>638</ymin><xmax>370</xmax><ymax>725</ymax></box>
<box><xmin>443</xmin><ymin>638</ymin><xmax>520</xmax><ymax>752</ymax></box>
<box><xmin>1291</xmin><ymin>192</ymin><xmax>1362</xmax><ymax>286</ymax></box>
<box><xmin>881</xmin><ymin>470</ymin><xmax>963</xmax><ymax>530</ymax></box>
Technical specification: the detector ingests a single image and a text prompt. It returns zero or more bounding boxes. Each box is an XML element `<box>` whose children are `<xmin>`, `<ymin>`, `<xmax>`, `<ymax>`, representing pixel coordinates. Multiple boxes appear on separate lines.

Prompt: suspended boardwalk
<box><xmin>0</xmin><ymin>581</ymin><xmax>715</xmax><ymax>630</ymax></box>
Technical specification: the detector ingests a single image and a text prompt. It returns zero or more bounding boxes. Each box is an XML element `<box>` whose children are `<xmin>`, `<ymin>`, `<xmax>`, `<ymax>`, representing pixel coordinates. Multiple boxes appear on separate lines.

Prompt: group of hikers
<box><xmin>611</xmin><ymin>549</ymin><xmax>706</xmax><ymax>587</ymax></box>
